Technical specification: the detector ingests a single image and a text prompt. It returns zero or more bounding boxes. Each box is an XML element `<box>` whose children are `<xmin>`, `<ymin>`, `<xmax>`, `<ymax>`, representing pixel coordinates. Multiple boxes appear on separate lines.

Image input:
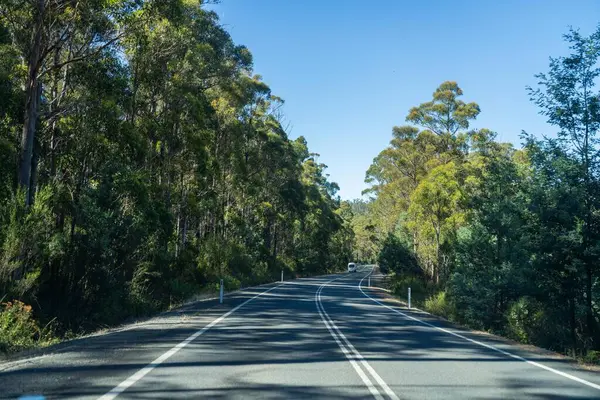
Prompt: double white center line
<box><xmin>315</xmin><ymin>274</ymin><xmax>399</xmax><ymax>400</ymax></box>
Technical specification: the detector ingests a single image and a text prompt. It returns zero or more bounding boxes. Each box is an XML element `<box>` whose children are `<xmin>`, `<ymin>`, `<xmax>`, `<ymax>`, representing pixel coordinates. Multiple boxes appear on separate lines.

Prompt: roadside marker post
<box><xmin>368</xmin><ymin>276</ymin><xmax>371</xmax><ymax>287</ymax></box>
<box><xmin>219</xmin><ymin>279</ymin><xmax>224</xmax><ymax>304</ymax></box>
<box><xmin>281</xmin><ymin>269</ymin><xmax>283</xmax><ymax>282</ymax></box>
<box><xmin>408</xmin><ymin>287</ymin><xmax>411</xmax><ymax>309</ymax></box>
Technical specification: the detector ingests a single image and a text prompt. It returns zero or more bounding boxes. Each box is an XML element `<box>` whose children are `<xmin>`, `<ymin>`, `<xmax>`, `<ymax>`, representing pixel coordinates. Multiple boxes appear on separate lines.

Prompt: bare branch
<box><xmin>38</xmin><ymin>31</ymin><xmax>125</xmax><ymax>78</ymax></box>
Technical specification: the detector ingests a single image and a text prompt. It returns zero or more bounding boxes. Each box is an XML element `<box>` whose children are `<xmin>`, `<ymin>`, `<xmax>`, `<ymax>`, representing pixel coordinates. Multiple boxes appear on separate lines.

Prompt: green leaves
<box><xmin>407</xmin><ymin>81</ymin><xmax>480</xmax><ymax>138</ymax></box>
<box><xmin>353</xmin><ymin>27</ymin><xmax>600</xmax><ymax>359</ymax></box>
<box><xmin>362</xmin><ymin>81</ymin><xmax>480</xmax><ymax>282</ymax></box>
<box><xmin>0</xmin><ymin>0</ymin><xmax>349</xmax><ymax>340</ymax></box>
<box><xmin>409</xmin><ymin>161</ymin><xmax>463</xmax><ymax>229</ymax></box>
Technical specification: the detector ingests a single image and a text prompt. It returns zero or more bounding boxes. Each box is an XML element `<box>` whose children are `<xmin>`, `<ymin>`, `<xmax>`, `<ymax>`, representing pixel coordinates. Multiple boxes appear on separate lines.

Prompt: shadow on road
<box><xmin>1</xmin><ymin>273</ymin><xmax>599</xmax><ymax>399</ymax></box>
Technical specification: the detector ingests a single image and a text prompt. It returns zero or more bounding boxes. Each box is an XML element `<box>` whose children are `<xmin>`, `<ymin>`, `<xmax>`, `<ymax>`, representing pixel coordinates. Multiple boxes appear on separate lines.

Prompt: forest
<box><xmin>2</xmin><ymin>0</ymin><xmax>600</xmax><ymax>365</ymax></box>
<box><xmin>0</xmin><ymin>0</ymin><xmax>353</xmax><ymax>352</ymax></box>
<box><xmin>353</xmin><ymin>26</ymin><xmax>600</xmax><ymax>361</ymax></box>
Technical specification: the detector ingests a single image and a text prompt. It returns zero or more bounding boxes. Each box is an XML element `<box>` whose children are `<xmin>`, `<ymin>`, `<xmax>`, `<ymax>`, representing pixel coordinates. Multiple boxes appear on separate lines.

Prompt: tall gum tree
<box><xmin>528</xmin><ymin>26</ymin><xmax>600</xmax><ymax>348</ymax></box>
<box><xmin>0</xmin><ymin>0</ymin><xmax>133</xmax><ymax>206</ymax></box>
<box><xmin>407</xmin><ymin>81</ymin><xmax>480</xmax><ymax>152</ymax></box>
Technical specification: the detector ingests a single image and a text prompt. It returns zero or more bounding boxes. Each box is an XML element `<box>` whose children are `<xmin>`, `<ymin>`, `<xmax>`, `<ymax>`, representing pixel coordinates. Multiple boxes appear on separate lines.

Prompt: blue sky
<box><xmin>210</xmin><ymin>0</ymin><xmax>600</xmax><ymax>200</ymax></box>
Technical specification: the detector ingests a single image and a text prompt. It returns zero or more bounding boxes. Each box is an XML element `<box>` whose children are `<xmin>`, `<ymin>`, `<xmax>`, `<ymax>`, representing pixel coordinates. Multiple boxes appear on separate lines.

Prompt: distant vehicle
<box><xmin>347</xmin><ymin>262</ymin><xmax>357</xmax><ymax>273</ymax></box>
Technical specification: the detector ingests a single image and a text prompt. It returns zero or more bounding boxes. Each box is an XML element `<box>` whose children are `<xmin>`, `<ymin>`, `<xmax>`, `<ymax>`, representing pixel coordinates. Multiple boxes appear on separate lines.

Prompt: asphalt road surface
<box><xmin>2</xmin><ymin>266</ymin><xmax>600</xmax><ymax>399</ymax></box>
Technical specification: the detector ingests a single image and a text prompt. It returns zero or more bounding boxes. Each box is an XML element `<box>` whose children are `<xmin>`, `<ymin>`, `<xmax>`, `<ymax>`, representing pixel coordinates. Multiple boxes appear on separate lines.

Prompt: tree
<box><xmin>528</xmin><ymin>26</ymin><xmax>600</xmax><ymax>349</ymax></box>
<box><xmin>0</xmin><ymin>0</ymin><xmax>132</xmax><ymax>206</ymax></box>
<box><xmin>378</xmin><ymin>233</ymin><xmax>419</xmax><ymax>275</ymax></box>
<box><xmin>0</xmin><ymin>0</ymin><xmax>351</xmax><ymax>340</ymax></box>
<box><xmin>406</xmin><ymin>81</ymin><xmax>480</xmax><ymax>151</ymax></box>
<box><xmin>350</xmin><ymin>202</ymin><xmax>379</xmax><ymax>263</ymax></box>
<box><xmin>449</xmin><ymin>132</ymin><xmax>529</xmax><ymax>332</ymax></box>
<box><xmin>348</xmin><ymin>27</ymin><xmax>600</xmax><ymax>360</ymax></box>
<box><xmin>362</xmin><ymin>82</ymin><xmax>480</xmax><ymax>281</ymax></box>
<box><xmin>408</xmin><ymin>161</ymin><xmax>464</xmax><ymax>283</ymax></box>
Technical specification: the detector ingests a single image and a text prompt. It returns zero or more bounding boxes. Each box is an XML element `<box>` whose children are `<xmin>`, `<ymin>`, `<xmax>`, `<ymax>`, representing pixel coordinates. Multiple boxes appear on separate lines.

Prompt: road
<box><xmin>2</xmin><ymin>266</ymin><xmax>600</xmax><ymax>399</ymax></box>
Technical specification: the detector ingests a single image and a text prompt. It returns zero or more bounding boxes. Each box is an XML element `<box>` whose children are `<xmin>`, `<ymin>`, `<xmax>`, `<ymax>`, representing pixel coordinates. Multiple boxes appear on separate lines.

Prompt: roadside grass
<box><xmin>382</xmin><ymin>272</ymin><xmax>600</xmax><ymax>367</ymax></box>
<box><xmin>387</xmin><ymin>272</ymin><xmax>441</xmax><ymax>310</ymax></box>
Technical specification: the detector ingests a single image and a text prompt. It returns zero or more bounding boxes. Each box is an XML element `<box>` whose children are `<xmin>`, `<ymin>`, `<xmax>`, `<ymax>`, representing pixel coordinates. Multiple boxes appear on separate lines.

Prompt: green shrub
<box><xmin>391</xmin><ymin>274</ymin><xmax>433</xmax><ymax>306</ymax></box>
<box><xmin>0</xmin><ymin>300</ymin><xmax>57</xmax><ymax>353</ymax></box>
<box><xmin>168</xmin><ymin>278</ymin><xmax>201</xmax><ymax>305</ymax></box>
<box><xmin>504</xmin><ymin>298</ymin><xmax>574</xmax><ymax>352</ymax></box>
<box><xmin>222</xmin><ymin>275</ymin><xmax>241</xmax><ymax>291</ymax></box>
<box><xmin>378</xmin><ymin>233</ymin><xmax>420</xmax><ymax>275</ymax></box>
<box><xmin>424</xmin><ymin>291</ymin><xmax>454</xmax><ymax>319</ymax></box>
<box><xmin>583</xmin><ymin>350</ymin><xmax>600</xmax><ymax>365</ymax></box>
<box><xmin>505</xmin><ymin>297</ymin><xmax>546</xmax><ymax>345</ymax></box>
<box><xmin>250</xmin><ymin>261</ymin><xmax>271</xmax><ymax>285</ymax></box>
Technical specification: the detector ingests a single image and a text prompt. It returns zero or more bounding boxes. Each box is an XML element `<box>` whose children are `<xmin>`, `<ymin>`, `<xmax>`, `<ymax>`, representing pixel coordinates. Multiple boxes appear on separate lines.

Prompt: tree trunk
<box><xmin>175</xmin><ymin>211</ymin><xmax>180</xmax><ymax>258</ymax></box>
<box><xmin>570</xmin><ymin>297</ymin><xmax>578</xmax><ymax>356</ymax></box>
<box><xmin>412</xmin><ymin>230</ymin><xmax>418</xmax><ymax>254</ymax></box>
<box><xmin>272</xmin><ymin>221</ymin><xmax>278</xmax><ymax>259</ymax></box>
<box><xmin>586</xmin><ymin>265</ymin><xmax>598</xmax><ymax>349</ymax></box>
<box><xmin>29</xmin><ymin>138</ymin><xmax>40</xmax><ymax>205</ymax></box>
<box><xmin>182</xmin><ymin>214</ymin><xmax>188</xmax><ymax>248</ymax></box>
<box><xmin>434</xmin><ymin>223</ymin><xmax>441</xmax><ymax>284</ymax></box>
<box><xmin>581</xmin><ymin>78</ymin><xmax>597</xmax><ymax>350</ymax></box>
<box><xmin>19</xmin><ymin>0</ymin><xmax>45</xmax><ymax>206</ymax></box>
<box><xmin>49</xmin><ymin>47</ymin><xmax>67</xmax><ymax>180</ymax></box>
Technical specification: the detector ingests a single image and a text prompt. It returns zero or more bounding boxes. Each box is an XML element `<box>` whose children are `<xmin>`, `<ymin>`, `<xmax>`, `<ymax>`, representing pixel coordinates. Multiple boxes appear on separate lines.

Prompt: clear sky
<box><xmin>210</xmin><ymin>0</ymin><xmax>600</xmax><ymax>200</ymax></box>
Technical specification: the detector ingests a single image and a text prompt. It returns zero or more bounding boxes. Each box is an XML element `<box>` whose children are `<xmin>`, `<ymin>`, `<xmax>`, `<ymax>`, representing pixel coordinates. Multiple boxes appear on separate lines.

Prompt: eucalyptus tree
<box><xmin>527</xmin><ymin>26</ymin><xmax>600</xmax><ymax>350</ymax></box>
<box><xmin>407</xmin><ymin>81</ymin><xmax>480</xmax><ymax>152</ymax></box>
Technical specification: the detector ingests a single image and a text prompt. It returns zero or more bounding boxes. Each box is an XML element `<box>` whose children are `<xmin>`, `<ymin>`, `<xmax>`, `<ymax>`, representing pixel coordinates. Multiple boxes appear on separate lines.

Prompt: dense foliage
<box><xmin>358</xmin><ymin>27</ymin><xmax>600</xmax><ymax>358</ymax></box>
<box><xmin>0</xmin><ymin>0</ymin><xmax>353</xmax><ymax>342</ymax></box>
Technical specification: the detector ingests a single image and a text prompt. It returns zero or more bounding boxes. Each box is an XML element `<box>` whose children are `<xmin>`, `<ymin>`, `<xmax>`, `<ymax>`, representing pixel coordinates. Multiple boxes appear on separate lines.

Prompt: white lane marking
<box><xmin>98</xmin><ymin>284</ymin><xmax>282</xmax><ymax>400</ymax></box>
<box><xmin>318</xmin><ymin>280</ymin><xmax>400</xmax><ymax>400</ymax></box>
<box><xmin>316</xmin><ymin>274</ymin><xmax>399</xmax><ymax>400</ymax></box>
<box><xmin>315</xmin><ymin>277</ymin><xmax>383</xmax><ymax>400</ymax></box>
<box><xmin>287</xmin><ymin>281</ymin><xmax>362</xmax><ymax>289</ymax></box>
<box><xmin>358</xmin><ymin>271</ymin><xmax>600</xmax><ymax>392</ymax></box>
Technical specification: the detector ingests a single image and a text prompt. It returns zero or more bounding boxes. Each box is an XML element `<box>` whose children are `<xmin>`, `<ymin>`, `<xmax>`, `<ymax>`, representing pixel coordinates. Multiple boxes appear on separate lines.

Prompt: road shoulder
<box><xmin>365</xmin><ymin>284</ymin><xmax>600</xmax><ymax>374</ymax></box>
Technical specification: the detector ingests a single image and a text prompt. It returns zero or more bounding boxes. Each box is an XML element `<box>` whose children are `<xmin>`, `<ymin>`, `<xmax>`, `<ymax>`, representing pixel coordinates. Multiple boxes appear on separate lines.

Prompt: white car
<box><xmin>347</xmin><ymin>262</ymin><xmax>357</xmax><ymax>273</ymax></box>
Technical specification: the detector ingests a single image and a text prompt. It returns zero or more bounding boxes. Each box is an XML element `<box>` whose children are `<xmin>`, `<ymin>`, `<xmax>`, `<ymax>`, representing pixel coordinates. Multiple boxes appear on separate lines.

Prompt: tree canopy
<box><xmin>357</xmin><ymin>26</ymin><xmax>600</xmax><ymax>359</ymax></box>
<box><xmin>0</xmin><ymin>0</ymin><xmax>353</xmax><ymax>339</ymax></box>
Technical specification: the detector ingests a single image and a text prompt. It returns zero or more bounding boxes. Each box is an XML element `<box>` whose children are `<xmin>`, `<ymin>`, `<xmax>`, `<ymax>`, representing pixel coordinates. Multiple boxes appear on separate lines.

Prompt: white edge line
<box><xmin>97</xmin><ymin>284</ymin><xmax>282</xmax><ymax>400</ymax></box>
<box><xmin>358</xmin><ymin>271</ymin><xmax>600</xmax><ymax>392</ymax></box>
